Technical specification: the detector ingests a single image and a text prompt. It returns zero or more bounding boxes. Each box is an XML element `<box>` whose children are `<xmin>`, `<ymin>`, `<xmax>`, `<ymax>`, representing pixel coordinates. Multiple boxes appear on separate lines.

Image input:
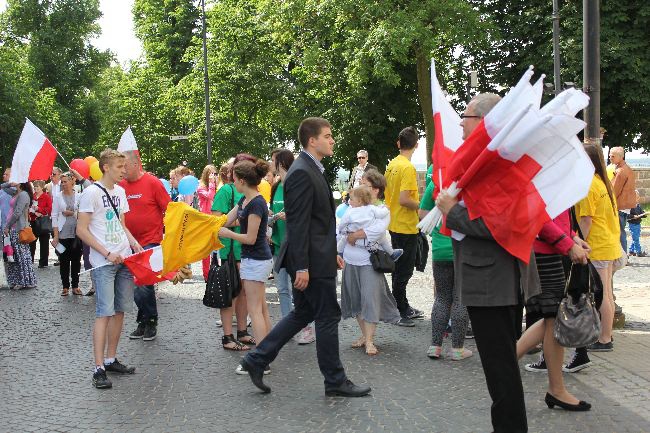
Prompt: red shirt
<box><xmin>120</xmin><ymin>173</ymin><xmax>171</xmax><ymax>245</ymax></box>
<box><xmin>30</xmin><ymin>192</ymin><xmax>52</xmax><ymax>222</ymax></box>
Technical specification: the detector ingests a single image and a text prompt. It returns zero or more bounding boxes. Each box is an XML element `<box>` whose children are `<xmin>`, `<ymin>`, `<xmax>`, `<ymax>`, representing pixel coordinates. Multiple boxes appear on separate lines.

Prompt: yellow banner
<box><xmin>161</xmin><ymin>202</ymin><xmax>227</xmax><ymax>274</ymax></box>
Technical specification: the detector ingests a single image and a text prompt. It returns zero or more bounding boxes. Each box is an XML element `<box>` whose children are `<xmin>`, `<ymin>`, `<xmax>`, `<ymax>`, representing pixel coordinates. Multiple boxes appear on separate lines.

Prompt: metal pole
<box><xmin>583</xmin><ymin>0</ymin><xmax>600</xmax><ymax>144</ymax></box>
<box><xmin>201</xmin><ymin>0</ymin><xmax>212</xmax><ymax>163</ymax></box>
<box><xmin>552</xmin><ymin>0</ymin><xmax>562</xmax><ymax>95</ymax></box>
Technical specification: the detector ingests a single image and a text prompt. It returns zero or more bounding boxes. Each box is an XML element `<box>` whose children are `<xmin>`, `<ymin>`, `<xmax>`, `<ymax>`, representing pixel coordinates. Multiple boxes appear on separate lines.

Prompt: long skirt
<box><xmin>6</xmin><ymin>229</ymin><xmax>37</xmax><ymax>287</ymax></box>
<box><xmin>341</xmin><ymin>264</ymin><xmax>401</xmax><ymax>324</ymax></box>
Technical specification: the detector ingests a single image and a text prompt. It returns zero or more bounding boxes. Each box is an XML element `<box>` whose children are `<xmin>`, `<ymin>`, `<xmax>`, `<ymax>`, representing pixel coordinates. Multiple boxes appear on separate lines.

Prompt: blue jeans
<box><xmin>619</xmin><ymin>211</ymin><xmax>628</xmax><ymax>253</ymax></box>
<box><xmin>92</xmin><ymin>263</ymin><xmax>134</xmax><ymax>317</ymax></box>
<box><xmin>134</xmin><ymin>243</ymin><xmax>159</xmax><ymax>323</ymax></box>
<box><xmin>273</xmin><ymin>255</ymin><xmax>293</xmax><ymax>318</ymax></box>
<box><xmin>629</xmin><ymin>223</ymin><xmax>642</xmax><ymax>254</ymax></box>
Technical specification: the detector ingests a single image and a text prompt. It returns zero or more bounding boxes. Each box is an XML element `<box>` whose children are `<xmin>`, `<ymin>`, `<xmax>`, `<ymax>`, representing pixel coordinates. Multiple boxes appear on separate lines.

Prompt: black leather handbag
<box><xmin>553</xmin><ymin>261</ymin><xmax>602</xmax><ymax>348</ymax></box>
<box><xmin>203</xmin><ymin>247</ymin><xmax>241</xmax><ymax>309</ymax></box>
<box><xmin>32</xmin><ymin>215</ymin><xmax>52</xmax><ymax>236</ymax></box>
<box><xmin>367</xmin><ymin>246</ymin><xmax>395</xmax><ymax>274</ymax></box>
<box><xmin>415</xmin><ymin>231</ymin><xmax>429</xmax><ymax>272</ymax></box>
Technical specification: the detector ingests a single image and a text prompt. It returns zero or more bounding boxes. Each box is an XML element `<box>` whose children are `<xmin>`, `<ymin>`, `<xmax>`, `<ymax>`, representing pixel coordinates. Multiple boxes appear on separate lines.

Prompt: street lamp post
<box><xmin>552</xmin><ymin>0</ymin><xmax>562</xmax><ymax>95</ymax></box>
<box><xmin>583</xmin><ymin>0</ymin><xmax>600</xmax><ymax>145</ymax></box>
<box><xmin>201</xmin><ymin>0</ymin><xmax>212</xmax><ymax>164</ymax></box>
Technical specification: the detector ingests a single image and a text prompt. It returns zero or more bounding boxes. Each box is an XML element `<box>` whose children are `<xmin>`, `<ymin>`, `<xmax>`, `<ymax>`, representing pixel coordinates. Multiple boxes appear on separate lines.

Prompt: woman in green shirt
<box><xmin>419</xmin><ymin>181</ymin><xmax>471</xmax><ymax>361</ymax></box>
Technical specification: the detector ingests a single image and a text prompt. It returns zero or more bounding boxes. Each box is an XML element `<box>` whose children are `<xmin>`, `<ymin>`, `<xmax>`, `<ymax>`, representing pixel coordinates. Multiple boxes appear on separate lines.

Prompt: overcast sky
<box><xmin>0</xmin><ymin>0</ymin><xmax>142</xmax><ymax>63</ymax></box>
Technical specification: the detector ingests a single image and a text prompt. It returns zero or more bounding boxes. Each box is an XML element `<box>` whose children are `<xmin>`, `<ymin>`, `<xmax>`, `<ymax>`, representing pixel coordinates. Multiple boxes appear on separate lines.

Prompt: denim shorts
<box><xmin>91</xmin><ymin>263</ymin><xmax>135</xmax><ymax>317</ymax></box>
<box><xmin>240</xmin><ymin>258</ymin><xmax>274</xmax><ymax>283</ymax></box>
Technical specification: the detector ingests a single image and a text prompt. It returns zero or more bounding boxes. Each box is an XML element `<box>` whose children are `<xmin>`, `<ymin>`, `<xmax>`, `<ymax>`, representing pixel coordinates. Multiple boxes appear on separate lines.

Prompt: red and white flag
<box><xmin>458</xmin><ymin>88</ymin><xmax>592</xmax><ymax>262</ymax></box>
<box><xmin>123</xmin><ymin>246</ymin><xmax>176</xmax><ymax>286</ymax></box>
<box><xmin>9</xmin><ymin>118</ymin><xmax>58</xmax><ymax>183</ymax></box>
<box><xmin>443</xmin><ymin>67</ymin><xmax>544</xmax><ymax>188</ymax></box>
<box><xmin>430</xmin><ymin>58</ymin><xmax>463</xmax><ymax>198</ymax></box>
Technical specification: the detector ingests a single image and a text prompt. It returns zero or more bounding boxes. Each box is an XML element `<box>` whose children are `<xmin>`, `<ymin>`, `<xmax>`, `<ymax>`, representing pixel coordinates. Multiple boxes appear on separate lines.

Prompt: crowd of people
<box><xmin>0</xmin><ymin>102</ymin><xmax>638</xmax><ymax>432</ymax></box>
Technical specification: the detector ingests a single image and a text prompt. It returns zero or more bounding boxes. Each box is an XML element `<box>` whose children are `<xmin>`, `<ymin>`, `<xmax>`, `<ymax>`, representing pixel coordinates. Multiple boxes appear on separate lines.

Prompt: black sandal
<box><xmin>222</xmin><ymin>334</ymin><xmax>249</xmax><ymax>351</ymax></box>
<box><xmin>237</xmin><ymin>330</ymin><xmax>256</xmax><ymax>345</ymax></box>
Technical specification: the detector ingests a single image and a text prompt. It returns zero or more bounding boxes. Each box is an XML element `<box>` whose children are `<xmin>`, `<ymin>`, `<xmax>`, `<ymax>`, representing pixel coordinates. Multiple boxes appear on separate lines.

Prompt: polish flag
<box><xmin>458</xmin><ymin>89</ymin><xmax>592</xmax><ymax>262</ymax></box>
<box><xmin>9</xmin><ymin>118</ymin><xmax>58</xmax><ymax>183</ymax></box>
<box><xmin>430</xmin><ymin>58</ymin><xmax>463</xmax><ymax>198</ymax></box>
<box><xmin>123</xmin><ymin>246</ymin><xmax>176</xmax><ymax>286</ymax></box>
<box><xmin>443</xmin><ymin>66</ymin><xmax>544</xmax><ymax>188</ymax></box>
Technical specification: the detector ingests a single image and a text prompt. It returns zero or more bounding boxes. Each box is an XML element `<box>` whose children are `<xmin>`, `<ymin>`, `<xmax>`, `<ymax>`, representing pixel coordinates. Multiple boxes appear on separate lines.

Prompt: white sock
<box><xmin>104</xmin><ymin>357</ymin><xmax>115</xmax><ymax>365</ymax></box>
<box><xmin>94</xmin><ymin>365</ymin><xmax>105</xmax><ymax>373</ymax></box>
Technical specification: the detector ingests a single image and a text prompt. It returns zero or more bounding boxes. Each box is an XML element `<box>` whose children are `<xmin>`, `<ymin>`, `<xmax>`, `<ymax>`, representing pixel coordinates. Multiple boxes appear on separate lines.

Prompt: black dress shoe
<box><xmin>545</xmin><ymin>393</ymin><xmax>591</xmax><ymax>411</ymax></box>
<box><xmin>240</xmin><ymin>358</ymin><xmax>270</xmax><ymax>393</ymax></box>
<box><xmin>325</xmin><ymin>379</ymin><xmax>371</xmax><ymax>397</ymax></box>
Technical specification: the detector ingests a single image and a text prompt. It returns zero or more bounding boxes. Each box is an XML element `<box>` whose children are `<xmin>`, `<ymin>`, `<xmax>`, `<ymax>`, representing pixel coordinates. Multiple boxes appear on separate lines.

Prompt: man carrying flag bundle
<box><xmin>435</xmin><ymin>93</ymin><xmax>539</xmax><ymax>433</ymax></box>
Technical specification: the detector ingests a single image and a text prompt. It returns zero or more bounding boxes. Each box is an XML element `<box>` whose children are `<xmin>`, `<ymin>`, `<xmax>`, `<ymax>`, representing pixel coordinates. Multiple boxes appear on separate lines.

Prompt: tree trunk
<box><xmin>415</xmin><ymin>48</ymin><xmax>433</xmax><ymax>166</ymax></box>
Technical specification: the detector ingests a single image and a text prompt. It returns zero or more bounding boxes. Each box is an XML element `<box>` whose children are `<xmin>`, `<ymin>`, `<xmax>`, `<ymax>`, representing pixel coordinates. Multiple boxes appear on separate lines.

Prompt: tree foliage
<box><xmin>470</xmin><ymin>0</ymin><xmax>650</xmax><ymax>149</ymax></box>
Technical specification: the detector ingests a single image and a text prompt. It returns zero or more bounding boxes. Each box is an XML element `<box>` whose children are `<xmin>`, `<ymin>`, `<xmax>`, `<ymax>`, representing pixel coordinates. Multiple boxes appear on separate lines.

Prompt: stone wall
<box><xmin>633</xmin><ymin>168</ymin><xmax>650</xmax><ymax>204</ymax></box>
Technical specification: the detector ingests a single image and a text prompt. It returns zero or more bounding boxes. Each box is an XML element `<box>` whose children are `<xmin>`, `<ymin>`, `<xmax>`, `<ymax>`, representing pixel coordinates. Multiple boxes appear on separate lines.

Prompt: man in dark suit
<box><xmin>347</xmin><ymin>150</ymin><xmax>377</xmax><ymax>190</ymax></box>
<box><xmin>241</xmin><ymin>117</ymin><xmax>371</xmax><ymax>398</ymax></box>
<box><xmin>435</xmin><ymin>93</ymin><xmax>540</xmax><ymax>433</ymax></box>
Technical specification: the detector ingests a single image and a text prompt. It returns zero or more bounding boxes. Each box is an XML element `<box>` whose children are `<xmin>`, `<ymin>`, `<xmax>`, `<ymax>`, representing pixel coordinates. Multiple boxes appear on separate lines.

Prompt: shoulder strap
<box><xmin>94</xmin><ymin>183</ymin><xmax>120</xmax><ymax>218</ymax></box>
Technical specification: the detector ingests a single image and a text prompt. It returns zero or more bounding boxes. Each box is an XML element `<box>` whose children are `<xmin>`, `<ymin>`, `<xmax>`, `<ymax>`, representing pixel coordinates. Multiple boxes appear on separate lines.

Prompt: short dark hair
<box><xmin>298</xmin><ymin>117</ymin><xmax>331</xmax><ymax>148</ymax></box>
<box><xmin>233</xmin><ymin>159</ymin><xmax>269</xmax><ymax>187</ymax></box>
<box><xmin>397</xmin><ymin>127</ymin><xmax>418</xmax><ymax>150</ymax></box>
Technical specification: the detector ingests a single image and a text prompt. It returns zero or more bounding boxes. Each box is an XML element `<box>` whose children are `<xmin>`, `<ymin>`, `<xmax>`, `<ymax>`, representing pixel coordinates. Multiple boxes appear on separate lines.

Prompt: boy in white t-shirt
<box><xmin>77</xmin><ymin>149</ymin><xmax>143</xmax><ymax>389</ymax></box>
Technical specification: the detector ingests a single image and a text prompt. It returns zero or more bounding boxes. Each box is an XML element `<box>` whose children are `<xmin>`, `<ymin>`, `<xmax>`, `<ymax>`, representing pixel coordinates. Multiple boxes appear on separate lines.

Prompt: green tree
<box><xmin>132</xmin><ymin>0</ymin><xmax>200</xmax><ymax>84</ymax></box>
<box><xmin>470</xmin><ymin>0</ymin><xmax>650</xmax><ymax>150</ymax></box>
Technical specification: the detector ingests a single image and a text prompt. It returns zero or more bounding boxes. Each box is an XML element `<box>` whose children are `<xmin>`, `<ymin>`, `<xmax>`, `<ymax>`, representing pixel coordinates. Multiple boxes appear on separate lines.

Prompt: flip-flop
<box><xmin>365</xmin><ymin>342</ymin><xmax>379</xmax><ymax>356</ymax></box>
<box><xmin>351</xmin><ymin>337</ymin><xmax>366</xmax><ymax>348</ymax></box>
<box><xmin>72</xmin><ymin>288</ymin><xmax>83</xmax><ymax>296</ymax></box>
<box><xmin>61</xmin><ymin>288</ymin><xmax>69</xmax><ymax>296</ymax></box>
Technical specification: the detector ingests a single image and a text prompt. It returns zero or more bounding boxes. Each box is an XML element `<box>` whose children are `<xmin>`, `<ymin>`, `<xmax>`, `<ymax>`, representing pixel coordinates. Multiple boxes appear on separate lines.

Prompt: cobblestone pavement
<box><xmin>1</xmin><ymin>240</ymin><xmax>650</xmax><ymax>433</ymax></box>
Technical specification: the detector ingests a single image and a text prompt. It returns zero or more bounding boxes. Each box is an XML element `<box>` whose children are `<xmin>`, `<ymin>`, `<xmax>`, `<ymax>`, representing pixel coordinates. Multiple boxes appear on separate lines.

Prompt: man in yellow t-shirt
<box><xmin>384</xmin><ymin>126</ymin><xmax>422</xmax><ymax>325</ymax></box>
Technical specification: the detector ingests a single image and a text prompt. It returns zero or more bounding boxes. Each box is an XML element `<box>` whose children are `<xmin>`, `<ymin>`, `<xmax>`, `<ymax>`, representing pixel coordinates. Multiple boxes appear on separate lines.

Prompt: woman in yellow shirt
<box><xmin>575</xmin><ymin>144</ymin><xmax>621</xmax><ymax>352</ymax></box>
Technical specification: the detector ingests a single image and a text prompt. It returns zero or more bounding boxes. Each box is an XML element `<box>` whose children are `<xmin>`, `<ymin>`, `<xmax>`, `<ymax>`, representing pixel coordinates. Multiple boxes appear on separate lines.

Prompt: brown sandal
<box><xmin>222</xmin><ymin>334</ymin><xmax>250</xmax><ymax>351</ymax></box>
<box><xmin>72</xmin><ymin>288</ymin><xmax>83</xmax><ymax>296</ymax></box>
<box><xmin>61</xmin><ymin>288</ymin><xmax>69</xmax><ymax>296</ymax></box>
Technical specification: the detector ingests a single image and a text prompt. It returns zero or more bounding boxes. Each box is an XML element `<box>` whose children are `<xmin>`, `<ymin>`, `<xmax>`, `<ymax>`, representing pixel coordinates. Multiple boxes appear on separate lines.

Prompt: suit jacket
<box><xmin>347</xmin><ymin>162</ymin><xmax>377</xmax><ymax>190</ymax></box>
<box><xmin>277</xmin><ymin>152</ymin><xmax>338</xmax><ymax>279</ymax></box>
<box><xmin>446</xmin><ymin>204</ymin><xmax>540</xmax><ymax>307</ymax></box>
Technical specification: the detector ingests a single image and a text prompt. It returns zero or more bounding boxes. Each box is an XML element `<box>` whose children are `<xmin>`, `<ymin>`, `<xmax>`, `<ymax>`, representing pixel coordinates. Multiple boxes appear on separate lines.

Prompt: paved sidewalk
<box><xmin>1</xmin><ymin>247</ymin><xmax>649</xmax><ymax>432</ymax></box>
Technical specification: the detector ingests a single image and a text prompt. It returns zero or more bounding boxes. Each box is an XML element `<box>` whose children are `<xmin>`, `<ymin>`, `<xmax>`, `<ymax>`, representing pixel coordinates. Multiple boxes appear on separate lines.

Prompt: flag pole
<box><xmin>54</xmin><ymin>148</ymin><xmax>71</xmax><ymax>171</ymax></box>
<box><xmin>78</xmin><ymin>248</ymin><xmax>154</xmax><ymax>275</ymax></box>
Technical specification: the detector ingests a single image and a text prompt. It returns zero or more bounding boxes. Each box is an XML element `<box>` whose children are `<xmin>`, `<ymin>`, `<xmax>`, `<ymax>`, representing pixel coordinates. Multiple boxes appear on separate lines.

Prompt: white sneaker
<box><xmin>295</xmin><ymin>326</ymin><xmax>316</xmax><ymax>345</ymax></box>
<box><xmin>235</xmin><ymin>363</ymin><xmax>270</xmax><ymax>375</ymax></box>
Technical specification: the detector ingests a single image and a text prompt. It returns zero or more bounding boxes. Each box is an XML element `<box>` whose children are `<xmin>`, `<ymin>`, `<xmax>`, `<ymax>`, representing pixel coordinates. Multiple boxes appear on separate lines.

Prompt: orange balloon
<box><xmin>84</xmin><ymin>156</ymin><xmax>98</xmax><ymax>166</ymax></box>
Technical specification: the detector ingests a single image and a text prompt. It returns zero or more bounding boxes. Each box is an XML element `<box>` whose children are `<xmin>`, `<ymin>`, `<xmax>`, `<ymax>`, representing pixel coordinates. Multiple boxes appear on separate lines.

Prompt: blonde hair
<box><xmin>200</xmin><ymin>164</ymin><xmax>217</xmax><ymax>187</ymax></box>
<box><xmin>349</xmin><ymin>186</ymin><xmax>372</xmax><ymax>206</ymax></box>
<box><xmin>98</xmin><ymin>149</ymin><xmax>125</xmax><ymax>174</ymax></box>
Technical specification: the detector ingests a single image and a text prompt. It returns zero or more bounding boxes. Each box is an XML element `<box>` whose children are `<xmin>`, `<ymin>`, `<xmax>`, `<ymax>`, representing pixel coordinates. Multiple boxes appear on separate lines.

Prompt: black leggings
<box><xmin>58</xmin><ymin>237</ymin><xmax>82</xmax><ymax>288</ymax></box>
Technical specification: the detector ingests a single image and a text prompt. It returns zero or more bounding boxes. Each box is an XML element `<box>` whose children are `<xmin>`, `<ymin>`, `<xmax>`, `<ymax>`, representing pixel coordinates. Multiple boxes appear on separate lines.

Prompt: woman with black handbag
<box><xmin>218</xmin><ymin>158</ymin><xmax>275</xmax><ymax>373</ymax></box>
<box><xmin>52</xmin><ymin>171</ymin><xmax>90</xmax><ymax>296</ymax></box>
<box><xmin>211</xmin><ymin>154</ymin><xmax>256</xmax><ymax>351</ymax></box>
<box><xmin>29</xmin><ymin>180</ymin><xmax>52</xmax><ymax>268</ymax></box>
<box><xmin>340</xmin><ymin>170</ymin><xmax>401</xmax><ymax>356</ymax></box>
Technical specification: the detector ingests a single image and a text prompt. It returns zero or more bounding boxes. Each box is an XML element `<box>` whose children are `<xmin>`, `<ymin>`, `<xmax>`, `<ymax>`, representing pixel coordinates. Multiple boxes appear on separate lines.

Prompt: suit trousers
<box><xmin>245</xmin><ymin>276</ymin><xmax>347</xmax><ymax>388</ymax></box>
<box><xmin>467</xmin><ymin>305</ymin><xmax>528</xmax><ymax>433</ymax></box>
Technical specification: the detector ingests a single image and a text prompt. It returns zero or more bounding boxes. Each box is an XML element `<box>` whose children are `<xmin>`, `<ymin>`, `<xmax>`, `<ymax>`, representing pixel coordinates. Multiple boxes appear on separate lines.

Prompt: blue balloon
<box><xmin>336</xmin><ymin>203</ymin><xmax>349</xmax><ymax>218</ymax></box>
<box><xmin>178</xmin><ymin>175</ymin><xmax>199</xmax><ymax>195</ymax></box>
<box><xmin>160</xmin><ymin>178</ymin><xmax>171</xmax><ymax>195</ymax></box>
